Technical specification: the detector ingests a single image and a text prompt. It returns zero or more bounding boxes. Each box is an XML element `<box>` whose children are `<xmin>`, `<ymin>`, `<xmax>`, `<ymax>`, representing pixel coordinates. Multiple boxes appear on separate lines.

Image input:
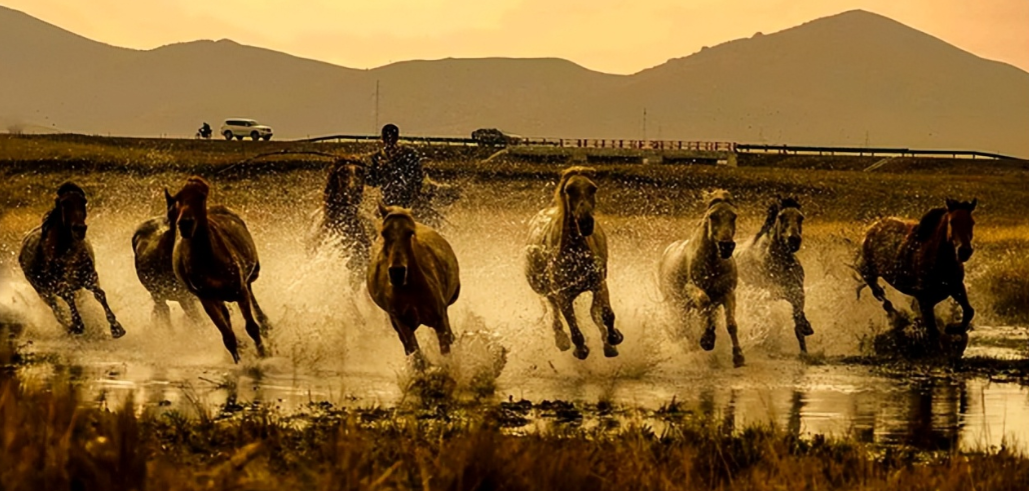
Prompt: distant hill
<box><xmin>1</xmin><ymin>6</ymin><xmax>1026</xmax><ymax>156</ymax></box>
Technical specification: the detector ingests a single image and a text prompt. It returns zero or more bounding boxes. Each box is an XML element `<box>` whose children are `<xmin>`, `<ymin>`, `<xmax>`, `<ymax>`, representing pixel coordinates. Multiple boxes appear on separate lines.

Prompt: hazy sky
<box><xmin>6</xmin><ymin>0</ymin><xmax>1028</xmax><ymax>74</ymax></box>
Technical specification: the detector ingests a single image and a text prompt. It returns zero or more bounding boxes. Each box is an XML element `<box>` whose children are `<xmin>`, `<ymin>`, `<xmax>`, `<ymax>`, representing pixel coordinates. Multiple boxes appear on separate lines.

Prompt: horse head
<box><xmin>47</xmin><ymin>182</ymin><xmax>88</xmax><ymax>241</ymax></box>
<box><xmin>556</xmin><ymin>166</ymin><xmax>598</xmax><ymax>238</ymax></box>
<box><xmin>704</xmin><ymin>190</ymin><xmax>737</xmax><ymax>259</ymax></box>
<box><xmin>172</xmin><ymin>176</ymin><xmax>211</xmax><ymax>239</ymax></box>
<box><xmin>773</xmin><ymin>197</ymin><xmax>804</xmax><ymax>253</ymax></box>
<box><xmin>325</xmin><ymin>158</ymin><xmax>367</xmax><ymax>211</ymax></box>
<box><xmin>945</xmin><ymin>198</ymin><xmax>977</xmax><ymax>262</ymax></box>
<box><xmin>377</xmin><ymin>202</ymin><xmax>418</xmax><ymax>287</ymax></box>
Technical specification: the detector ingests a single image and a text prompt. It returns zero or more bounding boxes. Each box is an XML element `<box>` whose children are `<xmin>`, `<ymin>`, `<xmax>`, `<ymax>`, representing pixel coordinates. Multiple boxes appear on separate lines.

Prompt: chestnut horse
<box><xmin>525</xmin><ymin>166</ymin><xmax>624</xmax><ymax>360</ymax></box>
<box><xmin>132</xmin><ymin>192</ymin><xmax>203</xmax><ymax>328</ymax></box>
<box><xmin>658</xmin><ymin>190</ymin><xmax>744</xmax><ymax>367</ymax></box>
<box><xmin>367</xmin><ymin>204</ymin><xmax>460</xmax><ymax>362</ymax></box>
<box><xmin>856</xmin><ymin>199</ymin><xmax>977</xmax><ymax>352</ymax></box>
<box><xmin>18</xmin><ymin>182</ymin><xmax>125</xmax><ymax>338</ymax></box>
<box><xmin>308</xmin><ymin>158</ymin><xmax>374</xmax><ymax>289</ymax></box>
<box><xmin>170</xmin><ymin>177</ymin><xmax>270</xmax><ymax>363</ymax></box>
<box><xmin>736</xmin><ymin>197</ymin><xmax>813</xmax><ymax>353</ymax></box>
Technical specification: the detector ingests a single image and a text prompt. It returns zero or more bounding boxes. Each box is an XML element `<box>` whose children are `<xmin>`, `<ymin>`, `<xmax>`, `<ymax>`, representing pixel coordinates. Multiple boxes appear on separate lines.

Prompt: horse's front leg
<box><xmin>915</xmin><ymin>296</ymin><xmax>943</xmax><ymax>353</ymax></box>
<box><xmin>546</xmin><ymin>296</ymin><xmax>572</xmax><ymax>352</ymax></box>
<box><xmin>684</xmin><ymin>284</ymin><xmax>717</xmax><ymax>351</ymax></box>
<box><xmin>434</xmin><ymin>306</ymin><xmax>455</xmax><ymax>355</ymax></box>
<box><xmin>590</xmin><ymin>282</ymin><xmax>622</xmax><ymax>358</ymax></box>
<box><xmin>40</xmin><ymin>292</ymin><xmax>71</xmax><ymax>331</ymax></box>
<box><xmin>200</xmin><ymin>299</ymin><xmax>240</xmax><ymax>363</ymax></box>
<box><xmin>724</xmin><ymin>290</ymin><xmax>745</xmax><ymax>368</ymax></box>
<box><xmin>389</xmin><ymin>316</ymin><xmax>425</xmax><ymax>369</ymax></box>
<box><xmin>85</xmin><ymin>275</ymin><xmax>125</xmax><ymax>338</ymax></box>
<box><xmin>151</xmin><ymin>295</ymin><xmax>173</xmax><ymax>329</ymax></box>
<box><xmin>58</xmin><ymin>292</ymin><xmax>86</xmax><ymax>335</ymax></box>
<box><xmin>950</xmin><ymin>282</ymin><xmax>975</xmax><ymax>334</ymax></box>
<box><xmin>236</xmin><ymin>288</ymin><xmax>266</xmax><ymax>358</ymax></box>
<box><xmin>556</xmin><ymin>294</ymin><xmax>589</xmax><ymax>360</ymax></box>
<box><xmin>179</xmin><ymin>296</ymin><xmax>205</xmax><ymax>326</ymax></box>
<box><xmin>783</xmin><ymin>282</ymin><xmax>812</xmax><ymax>353</ymax></box>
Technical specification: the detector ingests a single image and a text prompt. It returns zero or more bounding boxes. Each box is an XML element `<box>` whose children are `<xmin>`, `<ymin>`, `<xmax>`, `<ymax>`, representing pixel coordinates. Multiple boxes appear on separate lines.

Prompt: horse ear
<box><xmin>945</xmin><ymin>198</ymin><xmax>957</xmax><ymax>211</ymax></box>
<box><xmin>970</xmin><ymin>198</ymin><xmax>978</xmax><ymax>211</ymax></box>
<box><xmin>377</xmin><ymin>201</ymin><xmax>389</xmax><ymax>218</ymax></box>
<box><xmin>164</xmin><ymin>188</ymin><xmax>174</xmax><ymax>206</ymax></box>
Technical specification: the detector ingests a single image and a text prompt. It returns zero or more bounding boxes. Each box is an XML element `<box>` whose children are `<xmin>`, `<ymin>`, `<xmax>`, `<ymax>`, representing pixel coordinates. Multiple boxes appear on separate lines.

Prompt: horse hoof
<box><xmin>231</xmin><ymin>352</ymin><xmax>241</xmax><ymax>364</ymax></box>
<box><xmin>573</xmin><ymin>345</ymin><xmax>590</xmax><ymax>360</ymax></box>
<box><xmin>699</xmin><ymin>330</ymin><xmax>716</xmax><ymax>351</ymax></box>
<box><xmin>732</xmin><ymin>348</ymin><xmax>746</xmax><ymax>368</ymax></box>
<box><xmin>554</xmin><ymin>331</ymin><xmax>572</xmax><ymax>351</ymax></box>
<box><xmin>607</xmin><ymin>329</ymin><xmax>624</xmax><ymax>346</ymax></box>
<box><xmin>411</xmin><ymin>352</ymin><xmax>429</xmax><ymax>371</ymax></box>
<box><xmin>110</xmin><ymin>323</ymin><xmax>126</xmax><ymax>339</ymax></box>
<box><xmin>797</xmin><ymin>320</ymin><xmax>814</xmax><ymax>336</ymax></box>
<box><xmin>68</xmin><ymin>325</ymin><xmax>85</xmax><ymax>336</ymax></box>
<box><xmin>604</xmin><ymin>345</ymin><xmax>619</xmax><ymax>358</ymax></box>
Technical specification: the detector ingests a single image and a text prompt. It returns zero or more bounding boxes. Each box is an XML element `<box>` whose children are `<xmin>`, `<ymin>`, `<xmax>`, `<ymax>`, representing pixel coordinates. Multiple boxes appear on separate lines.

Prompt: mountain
<box><xmin>1</xmin><ymin>6</ymin><xmax>1027</xmax><ymax>156</ymax></box>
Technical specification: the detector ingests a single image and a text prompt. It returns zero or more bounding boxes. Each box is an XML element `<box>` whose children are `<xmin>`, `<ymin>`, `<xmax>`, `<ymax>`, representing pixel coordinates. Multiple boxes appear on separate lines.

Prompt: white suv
<box><xmin>220</xmin><ymin>119</ymin><xmax>273</xmax><ymax>141</ymax></box>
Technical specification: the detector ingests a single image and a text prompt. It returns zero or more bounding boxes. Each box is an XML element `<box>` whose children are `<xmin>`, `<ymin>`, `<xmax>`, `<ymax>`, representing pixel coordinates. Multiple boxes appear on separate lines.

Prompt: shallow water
<box><xmin>2</xmin><ymin>171</ymin><xmax>1027</xmax><ymax>453</ymax></box>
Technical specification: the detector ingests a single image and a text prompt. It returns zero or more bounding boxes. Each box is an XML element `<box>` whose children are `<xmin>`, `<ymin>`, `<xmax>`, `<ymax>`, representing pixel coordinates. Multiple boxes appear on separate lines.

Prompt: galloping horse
<box><xmin>132</xmin><ymin>191</ymin><xmax>203</xmax><ymax>327</ymax></box>
<box><xmin>856</xmin><ymin>199</ymin><xmax>977</xmax><ymax>352</ymax></box>
<box><xmin>170</xmin><ymin>177</ymin><xmax>270</xmax><ymax>363</ymax></box>
<box><xmin>18</xmin><ymin>182</ymin><xmax>126</xmax><ymax>338</ymax></box>
<box><xmin>309</xmin><ymin>158</ymin><xmax>374</xmax><ymax>289</ymax></box>
<box><xmin>658</xmin><ymin>190</ymin><xmax>744</xmax><ymax>367</ymax></box>
<box><xmin>367</xmin><ymin>203</ymin><xmax>461</xmax><ymax>361</ymax></box>
<box><xmin>525</xmin><ymin>166</ymin><xmax>624</xmax><ymax>360</ymax></box>
<box><xmin>736</xmin><ymin>198</ymin><xmax>813</xmax><ymax>353</ymax></box>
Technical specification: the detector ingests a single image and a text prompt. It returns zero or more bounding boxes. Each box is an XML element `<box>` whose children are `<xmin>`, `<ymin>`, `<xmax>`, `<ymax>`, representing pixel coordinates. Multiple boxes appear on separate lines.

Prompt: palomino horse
<box><xmin>658</xmin><ymin>190</ymin><xmax>744</xmax><ymax>367</ymax></box>
<box><xmin>367</xmin><ymin>203</ymin><xmax>461</xmax><ymax>361</ymax></box>
<box><xmin>525</xmin><ymin>166</ymin><xmax>624</xmax><ymax>360</ymax></box>
<box><xmin>856</xmin><ymin>199</ymin><xmax>977</xmax><ymax>352</ymax></box>
<box><xmin>170</xmin><ymin>176</ymin><xmax>270</xmax><ymax>363</ymax></box>
<box><xmin>18</xmin><ymin>182</ymin><xmax>126</xmax><ymax>338</ymax></box>
<box><xmin>308</xmin><ymin>158</ymin><xmax>375</xmax><ymax>289</ymax></box>
<box><xmin>132</xmin><ymin>192</ymin><xmax>203</xmax><ymax>328</ymax></box>
<box><xmin>736</xmin><ymin>197</ymin><xmax>814</xmax><ymax>353</ymax></box>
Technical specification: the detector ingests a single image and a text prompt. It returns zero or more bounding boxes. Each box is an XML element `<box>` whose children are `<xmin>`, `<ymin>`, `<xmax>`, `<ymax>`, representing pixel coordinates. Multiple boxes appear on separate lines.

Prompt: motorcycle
<box><xmin>196</xmin><ymin>123</ymin><xmax>212</xmax><ymax>140</ymax></box>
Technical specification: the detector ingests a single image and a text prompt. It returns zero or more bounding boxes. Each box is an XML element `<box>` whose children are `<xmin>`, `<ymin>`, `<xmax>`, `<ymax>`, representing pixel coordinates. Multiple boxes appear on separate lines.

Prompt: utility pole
<box><xmin>374</xmin><ymin>80</ymin><xmax>380</xmax><ymax>134</ymax></box>
<box><xmin>642</xmin><ymin>107</ymin><xmax>648</xmax><ymax>142</ymax></box>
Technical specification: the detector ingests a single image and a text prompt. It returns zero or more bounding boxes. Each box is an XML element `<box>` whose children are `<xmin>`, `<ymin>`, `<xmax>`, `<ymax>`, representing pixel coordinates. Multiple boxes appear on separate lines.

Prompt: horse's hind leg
<box><xmin>237</xmin><ymin>289</ymin><xmax>267</xmax><ymax>358</ymax></box>
<box><xmin>724</xmin><ymin>291</ymin><xmax>745</xmax><ymax>367</ymax></box>
<box><xmin>151</xmin><ymin>295</ymin><xmax>172</xmax><ymax>329</ymax></box>
<box><xmin>85</xmin><ymin>277</ymin><xmax>125</xmax><ymax>338</ymax></box>
<box><xmin>179</xmin><ymin>296</ymin><xmax>205</xmax><ymax>326</ymax></box>
<box><xmin>590</xmin><ymin>284</ymin><xmax>622</xmax><ymax>358</ymax></box>
<box><xmin>58</xmin><ymin>292</ymin><xmax>86</xmax><ymax>335</ymax></box>
<box><xmin>546</xmin><ymin>296</ymin><xmax>572</xmax><ymax>352</ymax></box>
<box><xmin>200</xmin><ymin>299</ymin><xmax>240</xmax><ymax>363</ymax></box>
<box><xmin>556</xmin><ymin>295</ymin><xmax>589</xmax><ymax>360</ymax></box>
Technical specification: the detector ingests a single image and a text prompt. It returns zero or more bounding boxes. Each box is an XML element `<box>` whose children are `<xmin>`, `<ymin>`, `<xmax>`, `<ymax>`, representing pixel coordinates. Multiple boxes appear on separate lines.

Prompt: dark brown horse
<box><xmin>308</xmin><ymin>158</ymin><xmax>374</xmax><ymax>289</ymax></box>
<box><xmin>856</xmin><ymin>199</ymin><xmax>977</xmax><ymax>352</ymax></box>
<box><xmin>658</xmin><ymin>190</ymin><xmax>743</xmax><ymax>367</ymax></box>
<box><xmin>525</xmin><ymin>166</ymin><xmax>623</xmax><ymax>360</ymax></box>
<box><xmin>18</xmin><ymin>183</ymin><xmax>126</xmax><ymax>338</ymax></box>
<box><xmin>736</xmin><ymin>197</ymin><xmax>813</xmax><ymax>353</ymax></box>
<box><xmin>170</xmin><ymin>177</ymin><xmax>270</xmax><ymax>363</ymax></box>
<box><xmin>367</xmin><ymin>204</ymin><xmax>461</xmax><ymax>362</ymax></box>
<box><xmin>132</xmin><ymin>192</ymin><xmax>203</xmax><ymax>328</ymax></box>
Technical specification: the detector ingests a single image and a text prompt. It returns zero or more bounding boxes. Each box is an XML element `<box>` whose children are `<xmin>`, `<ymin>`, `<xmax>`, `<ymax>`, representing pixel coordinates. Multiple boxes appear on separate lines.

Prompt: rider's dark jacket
<box><xmin>368</xmin><ymin>144</ymin><xmax>424</xmax><ymax>209</ymax></box>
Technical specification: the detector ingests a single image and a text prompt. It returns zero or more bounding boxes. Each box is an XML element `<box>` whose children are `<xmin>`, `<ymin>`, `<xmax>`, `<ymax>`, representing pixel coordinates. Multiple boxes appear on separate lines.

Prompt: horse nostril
<box><xmin>388</xmin><ymin>267</ymin><xmax>407</xmax><ymax>286</ymax></box>
<box><xmin>718</xmin><ymin>241</ymin><xmax>736</xmax><ymax>258</ymax></box>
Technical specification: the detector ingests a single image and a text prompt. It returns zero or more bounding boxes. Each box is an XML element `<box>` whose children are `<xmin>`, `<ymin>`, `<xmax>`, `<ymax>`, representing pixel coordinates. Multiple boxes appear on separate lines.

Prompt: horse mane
<box><xmin>705</xmin><ymin>189</ymin><xmax>734</xmax><ymax>209</ymax></box>
<box><xmin>181</xmin><ymin>176</ymin><xmax>211</xmax><ymax>198</ymax></box>
<box><xmin>914</xmin><ymin>207</ymin><xmax>948</xmax><ymax>242</ymax></box>
<box><xmin>42</xmin><ymin>182</ymin><xmax>86</xmax><ymax>234</ymax></box>
<box><xmin>753</xmin><ymin>197</ymin><xmax>801</xmax><ymax>244</ymax></box>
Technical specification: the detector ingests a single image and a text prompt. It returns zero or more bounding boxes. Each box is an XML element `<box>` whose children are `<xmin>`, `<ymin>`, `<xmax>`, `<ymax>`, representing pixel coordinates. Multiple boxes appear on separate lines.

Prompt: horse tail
<box><xmin>752</xmin><ymin>201</ymin><xmax>779</xmax><ymax>245</ymax></box>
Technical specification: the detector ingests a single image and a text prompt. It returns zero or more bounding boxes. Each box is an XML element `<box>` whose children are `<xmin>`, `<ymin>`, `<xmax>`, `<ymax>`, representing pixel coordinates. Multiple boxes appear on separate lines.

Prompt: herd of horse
<box><xmin>15</xmin><ymin>164</ymin><xmax>978</xmax><ymax>367</ymax></box>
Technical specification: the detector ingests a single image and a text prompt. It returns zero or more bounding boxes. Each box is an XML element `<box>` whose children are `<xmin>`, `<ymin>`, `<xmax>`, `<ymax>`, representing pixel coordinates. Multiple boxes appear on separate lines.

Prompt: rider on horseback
<box><xmin>368</xmin><ymin>124</ymin><xmax>454</xmax><ymax>226</ymax></box>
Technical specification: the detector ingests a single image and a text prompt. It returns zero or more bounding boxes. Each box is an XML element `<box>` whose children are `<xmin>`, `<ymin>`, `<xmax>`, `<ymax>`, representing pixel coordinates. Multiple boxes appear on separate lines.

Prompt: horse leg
<box><xmin>58</xmin><ymin>292</ymin><xmax>86</xmax><ymax>335</ymax></box>
<box><xmin>434</xmin><ymin>308</ymin><xmax>455</xmax><ymax>356</ymax></box>
<box><xmin>246</xmin><ymin>283</ymin><xmax>272</xmax><ymax>336</ymax></box>
<box><xmin>950</xmin><ymin>283</ymin><xmax>975</xmax><ymax>334</ymax></box>
<box><xmin>151</xmin><ymin>294</ymin><xmax>172</xmax><ymax>329</ymax></box>
<box><xmin>784</xmin><ymin>285</ymin><xmax>812</xmax><ymax>353</ymax></box>
<box><xmin>200</xmin><ymin>299</ymin><xmax>240</xmax><ymax>363</ymax></box>
<box><xmin>590</xmin><ymin>283</ymin><xmax>621</xmax><ymax>358</ymax></box>
<box><xmin>915</xmin><ymin>296</ymin><xmax>942</xmax><ymax>353</ymax></box>
<box><xmin>861</xmin><ymin>273</ymin><xmax>895</xmax><ymax>314</ymax></box>
<box><xmin>546</xmin><ymin>296</ymin><xmax>572</xmax><ymax>352</ymax></box>
<box><xmin>556</xmin><ymin>295</ymin><xmax>589</xmax><ymax>360</ymax></box>
<box><xmin>685</xmin><ymin>284</ymin><xmax>717</xmax><ymax>351</ymax></box>
<box><xmin>179</xmin><ymin>296</ymin><xmax>205</xmax><ymax>326</ymax></box>
<box><xmin>41</xmin><ymin>292</ymin><xmax>71</xmax><ymax>331</ymax></box>
<box><xmin>85</xmin><ymin>277</ymin><xmax>125</xmax><ymax>338</ymax></box>
<box><xmin>390</xmin><ymin>317</ymin><xmax>425</xmax><ymax>369</ymax></box>
<box><xmin>237</xmin><ymin>289</ymin><xmax>266</xmax><ymax>358</ymax></box>
<box><xmin>724</xmin><ymin>290</ymin><xmax>745</xmax><ymax>368</ymax></box>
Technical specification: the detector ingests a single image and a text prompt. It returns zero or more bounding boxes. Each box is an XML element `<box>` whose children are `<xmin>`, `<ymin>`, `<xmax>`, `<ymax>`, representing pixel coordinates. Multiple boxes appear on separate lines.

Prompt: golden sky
<box><xmin>5</xmin><ymin>0</ymin><xmax>1028</xmax><ymax>74</ymax></box>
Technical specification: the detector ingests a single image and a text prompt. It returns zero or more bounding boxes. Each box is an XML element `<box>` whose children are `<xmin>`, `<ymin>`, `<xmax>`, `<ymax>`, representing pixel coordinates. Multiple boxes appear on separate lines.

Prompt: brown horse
<box><xmin>308</xmin><ymin>158</ymin><xmax>375</xmax><ymax>289</ymax></box>
<box><xmin>367</xmin><ymin>203</ymin><xmax>461</xmax><ymax>361</ymax></box>
<box><xmin>658</xmin><ymin>190</ymin><xmax>744</xmax><ymax>367</ymax></box>
<box><xmin>736</xmin><ymin>197</ymin><xmax>813</xmax><ymax>353</ymax></box>
<box><xmin>525</xmin><ymin>166</ymin><xmax>623</xmax><ymax>360</ymax></box>
<box><xmin>856</xmin><ymin>199</ymin><xmax>977</xmax><ymax>352</ymax></box>
<box><xmin>132</xmin><ymin>192</ymin><xmax>203</xmax><ymax>328</ymax></box>
<box><xmin>18</xmin><ymin>182</ymin><xmax>126</xmax><ymax>338</ymax></box>
<box><xmin>170</xmin><ymin>177</ymin><xmax>270</xmax><ymax>363</ymax></box>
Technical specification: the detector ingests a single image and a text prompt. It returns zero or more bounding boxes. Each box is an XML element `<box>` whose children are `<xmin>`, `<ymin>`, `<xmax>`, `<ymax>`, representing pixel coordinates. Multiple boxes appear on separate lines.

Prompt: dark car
<box><xmin>471</xmin><ymin>128</ymin><xmax>522</xmax><ymax>146</ymax></box>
